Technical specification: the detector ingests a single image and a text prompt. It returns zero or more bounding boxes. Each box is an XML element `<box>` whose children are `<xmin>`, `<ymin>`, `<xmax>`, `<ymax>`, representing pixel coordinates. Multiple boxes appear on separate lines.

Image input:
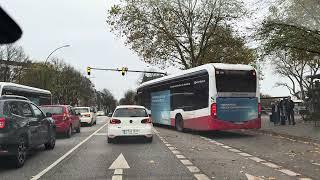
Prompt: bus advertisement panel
<box><xmin>151</xmin><ymin>90</ymin><xmax>171</xmax><ymax>125</ymax></box>
<box><xmin>217</xmin><ymin>97</ymin><xmax>258</xmax><ymax>122</ymax></box>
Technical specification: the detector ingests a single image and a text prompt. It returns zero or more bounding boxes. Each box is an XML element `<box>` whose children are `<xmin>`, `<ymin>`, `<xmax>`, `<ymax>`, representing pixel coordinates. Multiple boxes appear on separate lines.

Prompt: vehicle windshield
<box><xmin>74</xmin><ymin>108</ymin><xmax>89</xmax><ymax>114</ymax></box>
<box><xmin>40</xmin><ymin>106</ymin><xmax>64</xmax><ymax>115</ymax></box>
<box><xmin>113</xmin><ymin>108</ymin><xmax>148</xmax><ymax>117</ymax></box>
<box><xmin>215</xmin><ymin>69</ymin><xmax>257</xmax><ymax>92</ymax></box>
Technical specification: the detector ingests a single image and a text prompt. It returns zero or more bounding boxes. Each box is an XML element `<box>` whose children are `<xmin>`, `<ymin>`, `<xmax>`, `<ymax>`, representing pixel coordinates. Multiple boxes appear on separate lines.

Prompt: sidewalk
<box><xmin>257</xmin><ymin>115</ymin><xmax>320</xmax><ymax>144</ymax></box>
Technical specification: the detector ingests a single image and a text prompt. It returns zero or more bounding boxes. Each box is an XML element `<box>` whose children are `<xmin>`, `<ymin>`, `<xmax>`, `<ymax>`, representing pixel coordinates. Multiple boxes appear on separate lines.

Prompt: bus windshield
<box><xmin>215</xmin><ymin>69</ymin><xmax>257</xmax><ymax>92</ymax></box>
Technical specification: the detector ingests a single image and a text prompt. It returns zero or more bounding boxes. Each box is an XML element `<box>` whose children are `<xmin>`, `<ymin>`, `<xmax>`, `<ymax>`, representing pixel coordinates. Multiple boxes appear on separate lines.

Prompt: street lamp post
<box><xmin>42</xmin><ymin>44</ymin><xmax>70</xmax><ymax>90</ymax></box>
<box><xmin>45</xmin><ymin>44</ymin><xmax>70</xmax><ymax>63</ymax></box>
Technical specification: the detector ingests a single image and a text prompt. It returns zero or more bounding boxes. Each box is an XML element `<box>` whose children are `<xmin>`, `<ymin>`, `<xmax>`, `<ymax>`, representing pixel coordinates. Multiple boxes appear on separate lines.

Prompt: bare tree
<box><xmin>0</xmin><ymin>44</ymin><xmax>30</xmax><ymax>82</ymax></box>
<box><xmin>273</xmin><ymin>50</ymin><xmax>320</xmax><ymax>100</ymax></box>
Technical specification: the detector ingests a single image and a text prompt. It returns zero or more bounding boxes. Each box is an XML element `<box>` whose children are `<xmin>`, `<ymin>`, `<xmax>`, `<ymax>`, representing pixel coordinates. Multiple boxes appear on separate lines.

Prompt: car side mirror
<box><xmin>107</xmin><ymin>113</ymin><xmax>112</xmax><ymax>117</ymax></box>
<box><xmin>46</xmin><ymin>112</ymin><xmax>52</xmax><ymax>117</ymax></box>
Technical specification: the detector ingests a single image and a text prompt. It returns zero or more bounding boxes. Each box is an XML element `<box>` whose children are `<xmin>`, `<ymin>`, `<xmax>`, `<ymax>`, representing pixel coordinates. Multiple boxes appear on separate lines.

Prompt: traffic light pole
<box><xmin>87</xmin><ymin>67</ymin><xmax>167</xmax><ymax>76</ymax></box>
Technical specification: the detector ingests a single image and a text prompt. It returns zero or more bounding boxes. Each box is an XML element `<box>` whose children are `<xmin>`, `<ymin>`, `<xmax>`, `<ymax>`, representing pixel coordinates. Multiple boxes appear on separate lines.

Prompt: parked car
<box><xmin>107</xmin><ymin>105</ymin><xmax>153</xmax><ymax>143</ymax></box>
<box><xmin>40</xmin><ymin>105</ymin><xmax>81</xmax><ymax>138</ymax></box>
<box><xmin>0</xmin><ymin>96</ymin><xmax>56</xmax><ymax>168</ymax></box>
<box><xmin>74</xmin><ymin>107</ymin><xmax>97</xmax><ymax>126</ymax></box>
<box><xmin>96</xmin><ymin>111</ymin><xmax>105</xmax><ymax>116</ymax></box>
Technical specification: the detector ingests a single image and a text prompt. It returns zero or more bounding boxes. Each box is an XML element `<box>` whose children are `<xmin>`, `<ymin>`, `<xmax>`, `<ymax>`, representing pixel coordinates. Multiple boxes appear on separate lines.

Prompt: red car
<box><xmin>40</xmin><ymin>105</ymin><xmax>81</xmax><ymax>138</ymax></box>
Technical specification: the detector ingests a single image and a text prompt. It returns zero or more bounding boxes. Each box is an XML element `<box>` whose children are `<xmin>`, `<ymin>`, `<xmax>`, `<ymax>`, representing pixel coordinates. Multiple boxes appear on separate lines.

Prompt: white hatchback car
<box><xmin>107</xmin><ymin>105</ymin><xmax>153</xmax><ymax>143</ymax></box>
<box><xmin>74</xmin><ymin>107</ymin><xmax>97</xmax><ymax>126</ymax></box>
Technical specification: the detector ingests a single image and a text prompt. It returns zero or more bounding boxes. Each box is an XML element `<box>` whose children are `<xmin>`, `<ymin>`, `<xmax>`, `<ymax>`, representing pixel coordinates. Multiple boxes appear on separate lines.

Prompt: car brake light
<box><xmin>211</xmin><ymin>103</ymin><xmax>217</xmax><ymax>118</ymax></box>
<box><xmin>0</xmin><ymin>118</ymin><xmax>5</xmax><ymax>128</ymax></box>
<box><xmin>110</xmin><ymin>119</ymin><xmax>121</xmax><ymax>124</ymax></box>
<box><xmin>141</xmin><ymin>118</ymin><xmax>152</xmax><ymax>124</ymax></box>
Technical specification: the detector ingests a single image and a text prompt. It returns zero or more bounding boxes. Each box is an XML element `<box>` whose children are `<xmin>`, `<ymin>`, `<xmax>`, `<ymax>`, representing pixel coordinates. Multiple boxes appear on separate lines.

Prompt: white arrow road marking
<box><xmin>245</xmin><ymin>173</ymin><xmax>264</xmax><ymax>180</ymax></box>
<box><xmin>109</xmin><ymin>153</ymin><xmax>130</xmax><ymax>180</ymax></box>
<box><xmin>109</xmin><ymin>153</ymin><xmax>130</xmax><ymax>169</ymax></box>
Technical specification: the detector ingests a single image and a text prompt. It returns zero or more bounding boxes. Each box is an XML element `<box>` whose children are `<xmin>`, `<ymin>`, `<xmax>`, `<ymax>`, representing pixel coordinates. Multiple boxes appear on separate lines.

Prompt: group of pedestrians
<box><xmin>271</xmin><ymin>97</ymin><xmax>296</xmax><ymax>125</ymax></box>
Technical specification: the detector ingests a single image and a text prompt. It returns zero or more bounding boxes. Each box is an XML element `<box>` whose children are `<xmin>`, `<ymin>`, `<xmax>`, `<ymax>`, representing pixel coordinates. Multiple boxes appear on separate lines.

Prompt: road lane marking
<box><xmin>94</xmin><ymin>133</ymin><xmax>107</xmax><ymax>136</ymax></box>
<box><xmin>245</xmin><ymin>173</ymin><xmax>263</xmax><ymax>180</ymax></box>
<box><xmin>249</xmin><ymin>157</ymin><xmax>265</xmax><ymax>163</ymax></box>
<box><xmin>278</xmin><ymin>169</ymin><xmax>301</xmax><ymax>176</ymax></box>
<box><xmin>155</xmin><ymin>128</ymin><xmax>211</xmax><ymax>179</ymax></box>
<box><xmin>228</xmin><ymin>148</ymin><xmax>241</xmax><ymax>153</ymax></box>
<box><xmin>31</xmin><ymin>123</ymin><xmax>108</xmax><ymax>180</ymax></box>
<box><xmin>109</xmin><ymin>153</ymin><xmax>130</xmax><ymax>169</ymax></box>
<box><xmin>172</xmin><ymin>150</ymin><xmax>181</xmax><ymax>154</ymax></box>
<box><xmin>114</xmin><ymin>169</ymin><xmax>123</xmax><ymax>175</ymax></box>
<box><xmin>194</xmin><ymin>173</ymin><xmax>210</xmax><ymax>180</ymax></box>
<box><xmin>312</xmin><ymin>162</ymin><xmax>320</xmax><ymax>166</ymax></box>
<box><xmin>181</xmin><ymin>159</ymin><xmax>193</xmax><ymax>165</ymax></box>
<box><xmin>262</xmin><ymin>162</ymin><xmax>281</xmax><ymax>169</ymax></box>
<box><xmin>176</xmin><ymin>154</ymin><xmax>186</xmax><ymax>159</ymax></box>
<box><xmin>109</xmin><ymin>153</ymin><xmax>130</xmax><ymax>180</ymax></box>
<box><xmin>186</xmin><ymin>166</ymin><xmax>200</xmax><ymax>173</ymax></box>
<box><xmin>200</xmin><ymin>134</ymin><xmax>311</xmax><ymax>179</ymax></box>
<box><xmin>238</xmin><ymin>152</ymin><xmax>252</xmax><ymax>157</ymax></box>
<box><xmin>214</xmin><ymin>142</ymin><xmax>224</xmax><ymax>146</ymax></box>
<box><xmin>112</xmin><ymin>175</ymin><xmax>122</xmax><ymax>180</ymax></box>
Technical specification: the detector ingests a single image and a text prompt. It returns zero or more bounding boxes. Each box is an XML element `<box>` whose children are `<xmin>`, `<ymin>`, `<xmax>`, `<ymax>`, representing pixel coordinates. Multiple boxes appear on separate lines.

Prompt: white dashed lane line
<box><xmin>176</xmin><ymin>154</ymin><xmax>186</xmax><ymax>159</ymax></box>
<box><xmin>180</xmin><ymin>159</ymin><xmax>193</xmax><ymax>165</ymax></box>
<box><xmin>200</xmin><ymin>136</ymin><xmax>313</xmax><ymax>179</ymax></box>
<box><xmin>186</xmin><ymin>166</ymin><xmax>200</xmax><ymax>173</ymax></box>
<box><xmin>262</xmin><ymin>162</ymin><xmax>281</xmax><ymax>169</ymax></box>
<box><xmin>153</xmin><ymin>128</ymin><xmax>211</xmax><ymax>180</ymax></box>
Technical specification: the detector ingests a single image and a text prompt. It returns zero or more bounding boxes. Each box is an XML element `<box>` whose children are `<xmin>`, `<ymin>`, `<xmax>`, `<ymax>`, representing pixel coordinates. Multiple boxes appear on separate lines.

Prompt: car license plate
<box><xmin>122</xmin><ymin>129</ymin><xmax>139</xmax><ymax>135</ymax></box>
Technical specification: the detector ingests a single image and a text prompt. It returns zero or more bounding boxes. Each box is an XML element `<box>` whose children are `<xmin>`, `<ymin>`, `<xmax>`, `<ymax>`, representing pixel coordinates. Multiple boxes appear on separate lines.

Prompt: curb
<box><xmin>249</xmin><ymin>129</ymin><xmax>320</xmax><ymax>147</ymax></box>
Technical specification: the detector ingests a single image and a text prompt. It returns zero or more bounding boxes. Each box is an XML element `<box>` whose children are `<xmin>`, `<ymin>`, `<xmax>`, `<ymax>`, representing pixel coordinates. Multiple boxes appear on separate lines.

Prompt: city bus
<box><xmin>0</xmin><ymin>82</ymin><xmax>52</xmax><ymax>105</ymax></box>
<box><xmin>137</xmin><ymin>63</ymin><xmax>261</xmax><ymax>131</ymax></box>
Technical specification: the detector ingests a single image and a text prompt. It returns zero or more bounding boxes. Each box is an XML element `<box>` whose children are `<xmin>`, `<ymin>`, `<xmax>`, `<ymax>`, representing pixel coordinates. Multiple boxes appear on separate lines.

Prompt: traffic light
<box><xmin>87</xmin><ymin>67</ymin><xmax>91</xmax><ymax>76</ymax></box>
<box><xmin>121</xmin><ymin>67</ymin><xmax>128</xmax><ymax>76</ymax></box>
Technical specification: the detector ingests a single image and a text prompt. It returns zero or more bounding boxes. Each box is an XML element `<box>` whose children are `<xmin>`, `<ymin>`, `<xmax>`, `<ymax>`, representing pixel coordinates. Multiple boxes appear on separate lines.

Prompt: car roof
<box><xmin>74</xmin><ymin>107</ymin><xmax>90</xmax><ymax>109</ymax></box>
<box><xmin>116</xmin><ymin>105</ymin><xmax>146</xmax><ymax>109</ymax></box>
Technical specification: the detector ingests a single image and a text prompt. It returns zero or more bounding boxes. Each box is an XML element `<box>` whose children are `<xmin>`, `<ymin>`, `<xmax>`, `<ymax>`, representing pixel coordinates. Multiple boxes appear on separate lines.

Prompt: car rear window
<box><xmin>41</xmin><ymin>106</ymin><xmax>64</xmax><ymax>115</ymax></box>
<box><xmin>74</xmin><ymin>108</ymin><xmax>89</xmax><ymax>114</ymax></box>
<box><xmin>113</xmin><ymin>108</ymin><xmax>148</xmax><ymax>117</ymax></box>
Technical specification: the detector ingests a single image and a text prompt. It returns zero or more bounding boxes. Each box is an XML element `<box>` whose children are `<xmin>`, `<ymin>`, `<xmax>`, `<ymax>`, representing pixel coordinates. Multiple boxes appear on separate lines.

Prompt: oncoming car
<box><xmin>107</xmin><ymin>105</ymin><xmax>153</xmax><ymax>143</ymax></box>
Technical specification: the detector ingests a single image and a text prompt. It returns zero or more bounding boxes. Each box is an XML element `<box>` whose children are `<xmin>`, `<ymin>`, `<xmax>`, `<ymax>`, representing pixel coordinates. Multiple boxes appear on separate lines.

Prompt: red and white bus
<box><xmin>137</xmin><ymin>63</ymin><xmax>261</xmax><ymax>131</ymax></box>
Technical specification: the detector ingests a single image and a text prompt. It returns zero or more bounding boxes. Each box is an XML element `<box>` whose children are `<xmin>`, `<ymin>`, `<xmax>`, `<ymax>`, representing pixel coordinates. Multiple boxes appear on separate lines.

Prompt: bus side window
<box><xmin>192</xmin><ymin>77</ymin><xmax>209</xmax><ymax>110</ymax></box>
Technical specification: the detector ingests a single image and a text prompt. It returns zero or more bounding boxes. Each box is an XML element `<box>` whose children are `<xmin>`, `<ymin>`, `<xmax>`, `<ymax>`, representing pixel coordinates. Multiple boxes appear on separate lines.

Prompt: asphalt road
<box><xmin>0</xmin><ymin>116</ymin><xmax>318</xmax><ymax>180</ymax></box>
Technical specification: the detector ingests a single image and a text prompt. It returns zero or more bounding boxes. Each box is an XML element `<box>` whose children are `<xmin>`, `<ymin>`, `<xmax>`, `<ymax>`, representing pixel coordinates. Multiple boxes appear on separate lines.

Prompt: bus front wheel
<box><xmin>175</xmin><ymin>115</ymin><xmax>184</xmax><ymax>132</ymax></box>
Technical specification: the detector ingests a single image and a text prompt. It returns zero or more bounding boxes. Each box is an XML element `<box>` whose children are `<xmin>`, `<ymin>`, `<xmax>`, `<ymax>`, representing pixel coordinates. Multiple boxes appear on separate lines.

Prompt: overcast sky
<box><xmin>0</xmin><ymin>0</ymin><xmax>290</xmax><ymax>100</ymax></box>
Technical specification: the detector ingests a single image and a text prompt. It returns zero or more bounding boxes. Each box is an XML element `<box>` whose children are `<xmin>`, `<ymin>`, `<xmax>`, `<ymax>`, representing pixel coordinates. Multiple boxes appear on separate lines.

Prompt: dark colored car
<box><xmin>40</xmin><ymin>105</ymin><xmax>81</xmax><ymax>138</ymax></box>
<box><xmin>0</xmin><ymin>97</ymin><xmax>56</xmax><ymax>168</ymax></box>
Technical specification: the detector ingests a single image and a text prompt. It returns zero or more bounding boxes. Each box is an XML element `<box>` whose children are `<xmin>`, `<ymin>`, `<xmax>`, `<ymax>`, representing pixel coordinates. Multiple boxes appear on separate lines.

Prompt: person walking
<box><xmin>279</xmin><ymin>98</ymin><xmax>287</xmax><ymax>125</ymax></box>
<box><xmin>285</xmin><ymin>97</ymin><xmax>295</xmax><ymax>125</ymax></box>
